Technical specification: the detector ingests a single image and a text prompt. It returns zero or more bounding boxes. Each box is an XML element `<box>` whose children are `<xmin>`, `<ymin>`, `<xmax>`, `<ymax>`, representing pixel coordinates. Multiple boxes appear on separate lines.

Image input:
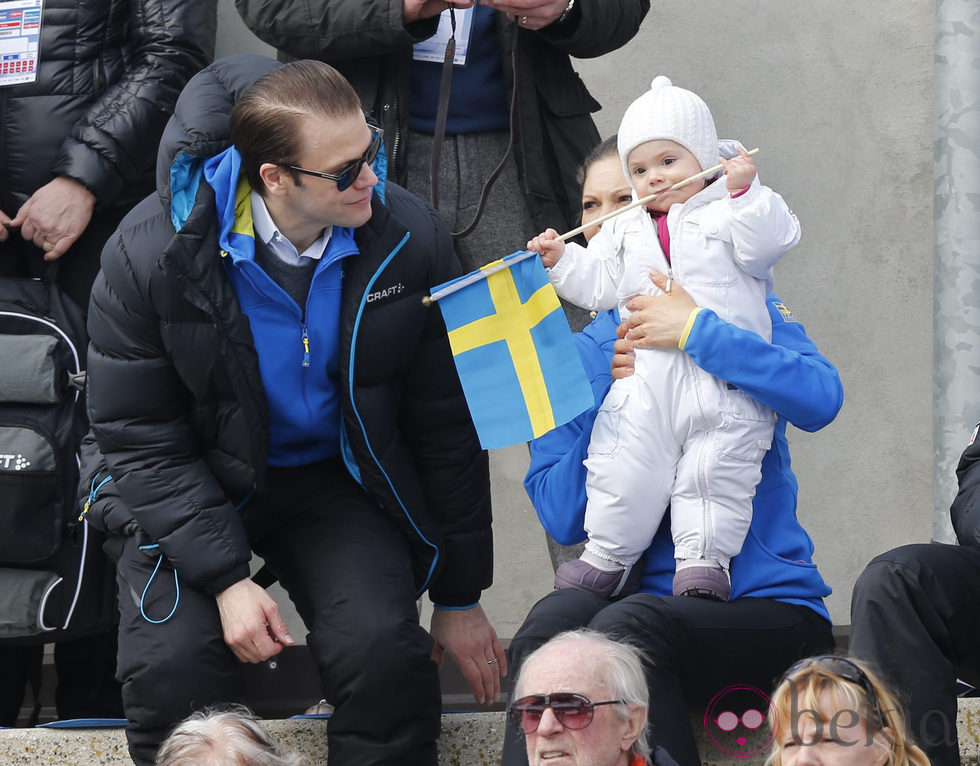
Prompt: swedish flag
<box><xmin>431</xmin><ymin>251</ymin><xmax>594</xmax><ymax>449</ymax></box>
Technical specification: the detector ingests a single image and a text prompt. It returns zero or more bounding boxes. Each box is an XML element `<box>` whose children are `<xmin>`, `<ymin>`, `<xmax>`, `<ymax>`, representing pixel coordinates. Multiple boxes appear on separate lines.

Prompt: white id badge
<box><xmin>412</xmin><ymin>7</ymin><xmax>474</xmax><ymax>66</ymax></box>
<box><xmin>0</xmin><ymin>0</ymin><xmax>43</xmax><ymax>87</ymax></box>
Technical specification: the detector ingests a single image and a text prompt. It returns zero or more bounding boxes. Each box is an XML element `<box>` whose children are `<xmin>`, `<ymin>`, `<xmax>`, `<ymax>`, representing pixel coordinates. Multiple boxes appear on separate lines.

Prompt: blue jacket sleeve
<box><xmin>682</xmin><ymin>295</ymin><xmax>844</xmax><ymax>432</ymax></box>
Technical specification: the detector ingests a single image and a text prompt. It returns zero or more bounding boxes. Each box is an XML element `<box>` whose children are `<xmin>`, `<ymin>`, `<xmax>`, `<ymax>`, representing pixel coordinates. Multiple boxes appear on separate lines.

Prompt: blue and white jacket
<box><xmin>525</xmin><ymin>297</ymin><xmax>841</xmax><ymax>621</ymax></box>
<box><xmin>83</xmin><ymin>55</ymin><xmax>491</xmax><ymax>605</ymax></box>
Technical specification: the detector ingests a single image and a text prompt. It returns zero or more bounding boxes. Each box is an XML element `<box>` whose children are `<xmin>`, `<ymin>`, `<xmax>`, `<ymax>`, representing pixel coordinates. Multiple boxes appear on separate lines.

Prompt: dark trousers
<box><xmin>500</xmin><ymin>589</ymin><xmax>833</xmax><ymax>766</ymax></box>
<box><xmin>0</xmin><ymin>632</ymin><xmax>123</xmax><ymax>725</ymax></box>
<box><xmin>115</xmin><ymin>459</ymin><xmax>441</xmax><ymax>766</ymax></box>
<box><xmin>850</xmin><ymin>543</ymin><xmax>980</xmax><ymax>766</ymax></box>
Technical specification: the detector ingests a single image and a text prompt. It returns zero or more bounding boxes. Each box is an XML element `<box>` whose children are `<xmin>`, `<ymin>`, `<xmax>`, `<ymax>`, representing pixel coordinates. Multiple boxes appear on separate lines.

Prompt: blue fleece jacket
<box><xmin>524</xmin><ymin>296</ymin><xmax>841</xmax><ymax>622</ymax></box>
<box><xmin>201</xmin><ymin>146</ymin><xmax>359</xmax><ymax>466</ymax></box>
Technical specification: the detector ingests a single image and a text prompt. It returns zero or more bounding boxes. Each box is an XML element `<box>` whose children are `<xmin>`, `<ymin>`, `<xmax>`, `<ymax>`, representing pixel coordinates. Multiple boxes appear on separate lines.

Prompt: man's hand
<box><xmin>479</xmin><ymin>0</ymin><xmax>568</xmax><ymax>30</ymax></box>
<box><xmin>10</xmin><ymin>177</ymin><xmax>96</xmax><ymax>261</ymax></box>
<box><xmin>215</xmin><ymin>578</ymin><xmax>295</xmax><ymax>663</ymax></box>
<box><xmin>404</xmin><ymin>0</ymin><xmax>473</xmax><ymax>24</ymax></box>
<box><xmin>621</xmin><ymin>269</ymin><xmax>699</xmax><ymax>350</ymax></box>
<box><xmin>720</xmin><ymin>146</ymin><xmax>757</xmax><ymax>194</ymax></box>
<box><xmin>527</xmin><ymin>228</ymin><xmax>564</xmax><ymax>268</ymax></box>
<box><xmin>0</xmin><ymin>208</ymin><xmax>11</xmax><ymax>243</ymax></box>
<box><xmin>430</xmin><ymin>604</ymin><xmax>507</xmax><ymax>705</ymax></box>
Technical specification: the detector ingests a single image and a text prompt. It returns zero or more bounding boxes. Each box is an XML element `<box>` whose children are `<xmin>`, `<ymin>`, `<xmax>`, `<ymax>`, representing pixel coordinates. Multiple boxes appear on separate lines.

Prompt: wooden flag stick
<box><xmin>422</xmin><ymin>148</ymin><xmax>760</xmax><ymax>305</ymax></box>
<box><xmin>557</xmin><ymin>147</ymin><xmax>760</xmax><ymax>242</ymax></box>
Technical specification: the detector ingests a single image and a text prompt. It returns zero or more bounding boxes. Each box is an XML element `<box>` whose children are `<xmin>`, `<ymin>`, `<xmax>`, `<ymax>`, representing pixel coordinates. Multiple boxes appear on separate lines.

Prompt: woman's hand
<box><xmin>621</xmin><ymin>269</ymin><xmax>700</xmax><ymax>350</ymax></box>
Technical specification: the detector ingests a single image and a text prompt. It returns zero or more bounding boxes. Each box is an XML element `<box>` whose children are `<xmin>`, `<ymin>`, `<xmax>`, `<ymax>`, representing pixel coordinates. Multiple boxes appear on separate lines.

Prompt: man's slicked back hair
<box><xmin>229</xmin><ymin>60</ymin><xmax>363</xmax><ymax>195</ymax></box>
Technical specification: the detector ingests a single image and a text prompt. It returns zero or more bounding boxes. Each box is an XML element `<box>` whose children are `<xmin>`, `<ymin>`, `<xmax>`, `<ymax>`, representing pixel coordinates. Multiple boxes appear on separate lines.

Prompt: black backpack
<box><xmin>0</xmin><ymin>275</ymin><xmax>114</xmax><ymax>644</ymax></box>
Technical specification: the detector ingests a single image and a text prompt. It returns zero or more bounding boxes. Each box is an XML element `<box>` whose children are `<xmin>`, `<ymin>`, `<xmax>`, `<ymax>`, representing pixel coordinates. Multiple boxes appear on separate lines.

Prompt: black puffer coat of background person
<box><xmin>0</xmin><ymin>0</ymin><xmax>216</xmax><ymax>217</ymax></box>
<box><xmin>83</xmin><ymin>55</ymin><xmax>492</xmax><ymax>606</ymax></box>
<box><xmin>233</xmin><ymin>0</ymin><xmax>649</xmax><ymax>236</ymax></box>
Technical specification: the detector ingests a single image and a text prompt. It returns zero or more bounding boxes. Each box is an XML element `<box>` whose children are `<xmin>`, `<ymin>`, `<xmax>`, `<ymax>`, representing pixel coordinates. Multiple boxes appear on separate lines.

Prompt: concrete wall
<box><xmin>217</xmin><ymin>0</ymin><xmax>936</xmax><ymax>627</ymax></box>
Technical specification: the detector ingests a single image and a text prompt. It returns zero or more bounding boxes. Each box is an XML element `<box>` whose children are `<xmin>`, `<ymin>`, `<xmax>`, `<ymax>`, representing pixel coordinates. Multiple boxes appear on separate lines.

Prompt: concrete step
<box><xmin>4</xmin><ymin>698</ymin><xmax>980</xmax><ymax>765</ymax></box>
<box><xmin>0</xmin><ymin>714</ymin><xmax>504</xmax><ymax>766</ymax></box>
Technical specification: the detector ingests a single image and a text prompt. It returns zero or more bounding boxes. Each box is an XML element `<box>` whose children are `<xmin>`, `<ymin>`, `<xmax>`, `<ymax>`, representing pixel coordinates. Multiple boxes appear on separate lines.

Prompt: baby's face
<box><xmin>626</xmin><ymin>140</ymin><xmax>704</xmax><ymax>213</ymax></box>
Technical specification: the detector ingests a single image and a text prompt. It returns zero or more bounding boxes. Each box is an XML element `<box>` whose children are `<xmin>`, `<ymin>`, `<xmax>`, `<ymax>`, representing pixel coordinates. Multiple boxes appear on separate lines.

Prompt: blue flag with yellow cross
<box><xmin>430</xmin><ymin>250</ymin><xmax>594</xmax><ymax>449</ymax></box>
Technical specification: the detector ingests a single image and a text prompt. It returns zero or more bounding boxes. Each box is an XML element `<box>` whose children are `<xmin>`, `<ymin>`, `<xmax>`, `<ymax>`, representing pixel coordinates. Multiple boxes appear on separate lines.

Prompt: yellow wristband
<box><xmin>678</xmin><ymin>307</ymin><xmax>703</xmax><ymax>350</ymax></box>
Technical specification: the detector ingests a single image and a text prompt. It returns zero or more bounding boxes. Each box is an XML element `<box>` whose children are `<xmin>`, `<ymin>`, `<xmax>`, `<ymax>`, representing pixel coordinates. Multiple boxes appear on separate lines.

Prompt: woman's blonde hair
<box><xmin>765</xmin><ymin>656</ymin><xmax>930</xmax><ymax>766</ymax></box>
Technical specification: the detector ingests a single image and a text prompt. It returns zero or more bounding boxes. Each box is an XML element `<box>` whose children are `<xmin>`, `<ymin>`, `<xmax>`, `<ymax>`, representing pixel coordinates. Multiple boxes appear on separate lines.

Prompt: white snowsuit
<box><xmin>547</xmin><ymin>162</ymin><xmax>801</xmax><ymax>569</ymax></box>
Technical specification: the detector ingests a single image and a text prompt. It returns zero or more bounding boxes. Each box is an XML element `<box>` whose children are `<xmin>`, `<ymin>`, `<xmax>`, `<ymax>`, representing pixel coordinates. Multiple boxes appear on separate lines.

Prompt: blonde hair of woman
<box><xmin>766</xmin><ymin>656</ymin><xmax>929</xmax><ymax>766</ymax></box>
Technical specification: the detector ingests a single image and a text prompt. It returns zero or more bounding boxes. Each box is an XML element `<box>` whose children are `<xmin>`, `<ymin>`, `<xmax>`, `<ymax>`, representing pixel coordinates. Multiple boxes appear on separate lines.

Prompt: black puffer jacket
<box><xmin>0</xmin><ymin>0</ymin><xmax>216</xmax><ymax>215</ymax></box>
<box><xmin>233</xmin><ymin>0</ymin><xmax>648</xmax><ymax>234</ymax></box>
<box><xmin>83</xmin><ymin>55</ymin><xmax>492</xmax><ymax>606</ymax></box>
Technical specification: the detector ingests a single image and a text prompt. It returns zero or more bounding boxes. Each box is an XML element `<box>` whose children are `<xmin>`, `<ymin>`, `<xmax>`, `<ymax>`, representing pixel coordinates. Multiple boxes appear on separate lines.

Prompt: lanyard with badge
<box><xmin>0</xmin><ymin>0</ymin><xmax>43</xmax><ymax>88</ymax></box>
<box><xmin>411</xmin><ymin>6</ymin><xmax>518</xmax><ymax>240</ymax></box>
<box><xmin>412</xmin><ymin>7</ymin><xmax>474</xmax><ymax>215</ymax></box>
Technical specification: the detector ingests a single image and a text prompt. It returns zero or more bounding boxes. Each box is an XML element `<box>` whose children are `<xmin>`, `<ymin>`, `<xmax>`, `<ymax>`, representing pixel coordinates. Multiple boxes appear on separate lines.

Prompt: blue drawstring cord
<box><xmin>137</xmin><ymin>543</ymin><xmax>180</xmax><ymax>624</ymax></box>
<box><xmin>83</xmin><ymin>473</ymin><xmax>251</xmax><ymax>625</ymax></box>
<box><xmin>78</xmin><ymin>472</ymin><xmax>112</xmax><ymax>522</ymax></box>
<box><xmin>79</xmin><ymin>471</ymin><xmax>183</xmax><ymax>624</ymax></box>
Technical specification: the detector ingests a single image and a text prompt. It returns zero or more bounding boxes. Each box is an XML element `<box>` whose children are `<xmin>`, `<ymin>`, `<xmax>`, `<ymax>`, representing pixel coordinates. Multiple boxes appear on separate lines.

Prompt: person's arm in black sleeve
<box><xmin>510</xmin><ymin>0</ymin><xmax>649</xmax><ymax>58</ymax></box>
<box><xmin>52</xmin><ymin>0</ymin><xmax>215</xmax><ymax>208</ymax></box>
<box><xmin>86</xmin><ymin>231</ymin><xmax>252</xmax><ymax>596</ymax></box>
<box><xmin>234</xmin><ymin>0</ymin><xmax>444</xmax><ymax>62</ymax></box>
<box><xmin>951</xmin><ymin>423</ymin><xmax>980</xmax><ymax>548</ymax></box>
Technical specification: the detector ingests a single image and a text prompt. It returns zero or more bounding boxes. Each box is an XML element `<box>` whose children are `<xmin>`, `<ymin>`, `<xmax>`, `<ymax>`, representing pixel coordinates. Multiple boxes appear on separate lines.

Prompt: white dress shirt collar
<box><xmin>250</xmin><ymin>189</ymin><xmax>332</xmax><ymax>266</ymax></box>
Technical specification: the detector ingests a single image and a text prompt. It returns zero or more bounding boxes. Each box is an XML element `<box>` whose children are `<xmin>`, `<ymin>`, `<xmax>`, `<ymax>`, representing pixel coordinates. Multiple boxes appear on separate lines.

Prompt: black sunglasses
<box><xmin>783</xmin><ymin>656</ymin><xmax>885</xmax><ymax>727</ymax></box>
<box><xmin>508</xmin><ymin>692</ymin><xmax>626</xmax><ymax>734</ymax></box>
<box><xmin>284</xmin><ymin>125</ymin><xmax>383</xmax><ymax>191</ymax></box>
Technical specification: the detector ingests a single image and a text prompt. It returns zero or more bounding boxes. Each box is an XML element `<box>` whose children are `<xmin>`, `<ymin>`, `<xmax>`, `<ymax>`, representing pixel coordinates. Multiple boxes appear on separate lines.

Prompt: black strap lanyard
<box><xmin>429</xmin><ymin>9</ymin><xmax>517</xmax><ymax>242</ymax></box>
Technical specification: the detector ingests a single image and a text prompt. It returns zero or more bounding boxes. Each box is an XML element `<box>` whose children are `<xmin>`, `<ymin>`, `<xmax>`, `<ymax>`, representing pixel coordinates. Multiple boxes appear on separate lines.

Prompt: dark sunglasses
<box><xmin>508</xmin><ymin>692</ymin><xmax>626</xmax><ymax>734</ymax></box>
<box><xmin>783</xmin><ymin>656</ymin><xmax>885</xmax><ymax>727</ymax></box>
<box><xmin>283</xmin><ymin>125</ymin><xmax>383</xmax><ymax>191</ymax></box>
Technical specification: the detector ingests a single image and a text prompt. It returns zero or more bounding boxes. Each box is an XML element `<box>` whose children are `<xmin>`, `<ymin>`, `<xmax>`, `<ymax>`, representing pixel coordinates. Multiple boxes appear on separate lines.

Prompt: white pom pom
<box><xmin>650</xmin><ymin>75</ymin><xmax>672</xmax><ymax>91</ymax></box>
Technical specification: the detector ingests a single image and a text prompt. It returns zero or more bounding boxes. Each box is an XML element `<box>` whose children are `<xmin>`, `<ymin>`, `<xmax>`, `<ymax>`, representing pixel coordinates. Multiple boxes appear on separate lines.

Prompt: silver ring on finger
<box><xmin>487</xmin><ymin>658</ymin><xmax>498</xmax><ymax>665</ymax></box>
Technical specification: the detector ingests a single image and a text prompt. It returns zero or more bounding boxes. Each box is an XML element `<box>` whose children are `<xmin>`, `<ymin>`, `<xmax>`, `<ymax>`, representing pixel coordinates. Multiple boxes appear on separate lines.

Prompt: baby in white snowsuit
<box><xmin>528</xmin><ymin>76</ymin><xmax>801</xmax><ymax>601</ymax></box>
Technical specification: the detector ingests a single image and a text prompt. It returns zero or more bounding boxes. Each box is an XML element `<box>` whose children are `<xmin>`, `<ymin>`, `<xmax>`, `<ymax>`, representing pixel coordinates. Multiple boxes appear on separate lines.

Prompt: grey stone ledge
<box><xmin>3</xmin><ymin>699</ymin><xmax>980</xmax><ymax>765</ymax></box>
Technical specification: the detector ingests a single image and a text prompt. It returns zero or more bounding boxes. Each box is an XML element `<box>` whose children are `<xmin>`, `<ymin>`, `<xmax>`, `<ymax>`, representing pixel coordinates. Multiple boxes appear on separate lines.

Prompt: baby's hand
<box><xmin>526</xmin><ymin>228</ymin><xmax>565</xmax><ymax>268</ymax></box>
<box><xmin>720</xmin><ymin>146</ymin><xmax>757</xmax><ymax>194</ymax></box>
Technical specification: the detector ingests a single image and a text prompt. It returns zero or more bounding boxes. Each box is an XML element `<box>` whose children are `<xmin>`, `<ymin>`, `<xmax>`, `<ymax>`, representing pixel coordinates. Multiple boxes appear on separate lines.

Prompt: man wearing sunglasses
<box><xmin>509</xmin><ymin>629</ymin><xmax>678</xmax><ymax>766</ymax></box>
<box><xmin>78</xmin><ymin>55</ymin><xmax>502</xmax><ymax>766</ymax></box>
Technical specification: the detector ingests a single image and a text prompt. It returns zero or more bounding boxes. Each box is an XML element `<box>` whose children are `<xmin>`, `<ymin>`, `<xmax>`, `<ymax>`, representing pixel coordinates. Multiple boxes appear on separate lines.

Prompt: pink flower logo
<box><xmin>703</xmin><ymin>684</ymin><xmax>776</xmax><ymax>758</ymax></box>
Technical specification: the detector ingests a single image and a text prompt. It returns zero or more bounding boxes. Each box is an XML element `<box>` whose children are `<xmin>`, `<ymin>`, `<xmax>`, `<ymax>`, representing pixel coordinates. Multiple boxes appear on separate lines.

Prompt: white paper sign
<box><xmin>0</xmin><ymin>0</ymin><xmax>43</xmax><ymax>87</ymax></box>
<box><xmin>412</xmin><ymin>7</ymin><xmax>474</xmax><ymax>67</ymax></box>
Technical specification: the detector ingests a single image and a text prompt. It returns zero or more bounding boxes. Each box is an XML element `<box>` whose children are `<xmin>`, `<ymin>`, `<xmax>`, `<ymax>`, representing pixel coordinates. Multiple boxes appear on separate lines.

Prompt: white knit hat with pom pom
<box><xmin>617</xmin><ymin>76</ymin><xmax>718</xmax><ymax>186</ymax></box>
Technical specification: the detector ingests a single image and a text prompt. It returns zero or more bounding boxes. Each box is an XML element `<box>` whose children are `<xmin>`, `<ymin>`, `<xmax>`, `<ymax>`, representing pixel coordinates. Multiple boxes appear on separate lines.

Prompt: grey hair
<box><xmin>514</xmin><ymin>628</ymin><xmax>651</xmax><ymax>761</ymax></box>
<box><xmin>155</xmin><ymin>706</ymin><xmax>309</xmax><ymax>766</ymax></box>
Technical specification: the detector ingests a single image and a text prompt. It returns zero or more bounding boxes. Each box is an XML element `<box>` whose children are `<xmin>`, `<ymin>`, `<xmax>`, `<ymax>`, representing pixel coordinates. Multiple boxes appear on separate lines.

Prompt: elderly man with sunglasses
<box><xmin>509</xmin><ymin>629</ymin><xmax>679</xmax><ymax>766</ymax></box>
<box><xmin>78</xmin><ymin>54</ymin><xmax>502</xmax><ymax>766</ymax></box>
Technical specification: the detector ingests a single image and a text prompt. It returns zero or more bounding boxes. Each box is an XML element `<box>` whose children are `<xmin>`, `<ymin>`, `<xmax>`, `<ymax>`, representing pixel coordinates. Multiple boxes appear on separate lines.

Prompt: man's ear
<box><xmin>258</xmin><ymin>162</ymin><xmax>288</xmax><ymax>196</ymax></box>
<box><xmin>620</xmin><ymin>704</ymin><xmax>648</xmax><ymax>753</ymax></box>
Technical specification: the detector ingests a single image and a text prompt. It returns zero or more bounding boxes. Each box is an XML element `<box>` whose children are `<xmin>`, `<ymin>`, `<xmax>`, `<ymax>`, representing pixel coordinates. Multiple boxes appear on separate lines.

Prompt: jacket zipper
<box><xmin>301</xmin><ymin>324</ymin><xmax>310</xmax><ymax>367</ymax></box>
<box><xmin>389</xmin><ymin>97</ymin><xmax>401</xmax><ymax>177</ymax></box>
